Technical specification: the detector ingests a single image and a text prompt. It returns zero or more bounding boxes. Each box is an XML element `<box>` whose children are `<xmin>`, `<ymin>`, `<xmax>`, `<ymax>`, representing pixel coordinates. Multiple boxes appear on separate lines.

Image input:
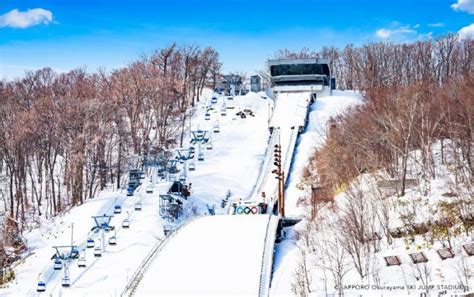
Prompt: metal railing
<box><xmin>258</xmin><ymin>215</ymin><xmax>280</xmax><ymax>297</ymax></box>
<box><xmin>249</xmin><ymin>129</ymin><xmax>280</xmax><ymax>200</ymax></box>
<box><xmin>283</xmin><ymin>128</ymin><xmax>298</xmax><ymax>186</ymax></box>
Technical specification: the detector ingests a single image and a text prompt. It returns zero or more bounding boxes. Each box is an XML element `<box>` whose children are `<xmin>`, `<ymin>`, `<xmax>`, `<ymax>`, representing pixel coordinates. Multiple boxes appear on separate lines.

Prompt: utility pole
<box><xmin>272</xmin><ymin>143</ymin><xmax>285</xmax><ymax>217</ymax></box>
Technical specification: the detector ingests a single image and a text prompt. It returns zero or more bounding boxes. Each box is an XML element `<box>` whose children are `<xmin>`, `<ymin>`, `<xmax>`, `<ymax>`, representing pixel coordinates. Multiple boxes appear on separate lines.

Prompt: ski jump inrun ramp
<box><xmin>125</xmin><ymin>93</ymin><xmax>311</xmax><ymax>297</ymax></box>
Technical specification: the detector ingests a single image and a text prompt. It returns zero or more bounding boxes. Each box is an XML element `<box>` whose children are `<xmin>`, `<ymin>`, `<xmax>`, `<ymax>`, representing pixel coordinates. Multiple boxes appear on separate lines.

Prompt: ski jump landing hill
<box><xmin>126</xmin><ymin>58</ymin><xmax>333</xmax><ymax>297</ymax></box>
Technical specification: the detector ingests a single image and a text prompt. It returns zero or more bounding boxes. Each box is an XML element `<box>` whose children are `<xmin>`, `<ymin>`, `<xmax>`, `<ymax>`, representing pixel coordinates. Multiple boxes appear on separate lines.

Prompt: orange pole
<box><xmin>281</xmin><ymin>171</ymin><xmax>285</xmax><ymax>217</ymax></box>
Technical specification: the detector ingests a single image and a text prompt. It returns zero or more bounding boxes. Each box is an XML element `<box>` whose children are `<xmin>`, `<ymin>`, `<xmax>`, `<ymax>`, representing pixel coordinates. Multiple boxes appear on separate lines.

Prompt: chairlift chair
<box><xmin>37</xmin><ymin>281</ymin><xmax>46</xmax><ymax>292</ymax></box>
<box><xmin>86</xmin><ymin>238</ymin><xmax>94</xmax><ymax>248</ymax></box>
<box><xmin>204</xmin><ymin>113</ymin><xmax>211</xmax><ymax>120</ymax></box>
<box><xmin>189</xmin><ymin>161</ymin><xmax>196</xmax><ymax>171</ymax></box>
<box><xmin>134</xmin><ymin>201</ymin><xmax>142</xmax><ymax>211</ymax></box>
<box><xmin>221</xmin><ymin>108</ymin><xmax>227</xmax><ymax>116</ymax></box>
<box><xmin>114</xmin><ymin>205</ymin><xmax>122</xmax><ymax>214</ymax></box>
<box><xmin>78</xmin><ymin>255</ymin><xmax>86</xmax><ymax>268</ymax></box>
<box><xmin>108</xmin><ymin>236</ymin><xmax>117</xmax><ymax>245</ymax></box>
<box><xmin>213</xmin><ymin>125</ymin><xmax>220</xmax><ymax>133</ymax></box>
<box><xmin>206</xmin><ymin>142</ymin><xmax>213</xmax><ymax>150</ymax></box>
<box><xmin>198</xmin><ymin>152</ymin><xmax>205</xmax><ymax>161</ymax></box>
<box><xmin>163</xmin><ymin>225</ymin><xmax>173</xmax><ymax>236</ymax></box>
<box><xmin>53</xmin><ymin>258</ymin><xmax>62</xmax><ymax>270</ymax></box>
<box><xmin>94</xmin><ymin>246</ymin><xmax>102</xmax><ymax>257</ymax></box>
<box><xmin>62</xmin><ymin>273</ymin><xmax>71</xmax><ymax>287</ymax></box>
<box><xmin>211</xmin><ymin>96</ymin><xmax>218</xmax><ymax>104</ymax></box>
<box><xmin>146</xmin><ymin>186</ymin><xmax>153</xmax><ymax>193</ymax></box>
<box><xmin>122</xmin><ymin>218</ymin><xmax>130</xmax><ymax>228</ymax></box>
<box><xmin>71</xmin><ymin>246</ymin><xmax>80</xmax><ymax>259</ymax></box>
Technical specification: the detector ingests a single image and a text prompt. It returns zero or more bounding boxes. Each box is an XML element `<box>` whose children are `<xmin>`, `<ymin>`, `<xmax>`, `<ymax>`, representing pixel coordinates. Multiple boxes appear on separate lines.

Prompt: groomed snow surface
<box><xmin>136</xmin><ymin>214</ymin><xmax>269</xmax><ymax>296</ymax></box>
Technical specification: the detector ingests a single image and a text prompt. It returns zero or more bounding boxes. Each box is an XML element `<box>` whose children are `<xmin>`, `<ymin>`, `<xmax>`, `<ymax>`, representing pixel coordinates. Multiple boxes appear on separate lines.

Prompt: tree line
<box><xmin>304</xmin><ymin>34</ymin><xmax>473</xmax><ymax>204</ymax></box>
<box><xmin>0</xmin><ymin>44</ymin><xmax>221</xmax><ymax>250</ymax></box>
<box><xmin>273</xmin><ymin>34</ymin><xmax>472</xmax><ymax>91</ymax></box>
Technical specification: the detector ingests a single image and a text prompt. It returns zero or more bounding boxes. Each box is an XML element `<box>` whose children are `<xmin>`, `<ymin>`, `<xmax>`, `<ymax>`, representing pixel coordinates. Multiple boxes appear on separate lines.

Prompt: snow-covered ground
<box><xmin>1</xmin><ymin>178</ymin><xmax>169</xmax><ymax>296</ymax></box>
<box><xmin>272</xmin><ymin>90</ymin><xmax>474</xmax><ymax>297</ymax></box>
<box><xmin>136</xmin><ymin>214</ymin><xmax>269</xmax><ymax>296</ymax></box>
<box><xmin>185</xmin><ymin>92</ymin><xmax>271</xmax><ymax>213</ymax></box>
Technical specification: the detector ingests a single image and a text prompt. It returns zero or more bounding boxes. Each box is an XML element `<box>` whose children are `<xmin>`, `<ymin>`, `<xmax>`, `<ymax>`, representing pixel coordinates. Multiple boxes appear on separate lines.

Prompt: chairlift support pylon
<box><xmin>167</xmin><ymin>159</ymin><xmax>179</xmax><ymax>174</ymax></box>
<box><xmin>52</xmin><ymin>246</ymin><xmax>79</xmax><ymax>261</ymax></box>
<box><xmin>190</xmin><ymin>130</ymin><xmax>210</xmax><ymax>144</ymax></box>
<box><xmin>91</xmin><ymin>214</ymin><xmax>114</xmax><ymax>233</ymax></box>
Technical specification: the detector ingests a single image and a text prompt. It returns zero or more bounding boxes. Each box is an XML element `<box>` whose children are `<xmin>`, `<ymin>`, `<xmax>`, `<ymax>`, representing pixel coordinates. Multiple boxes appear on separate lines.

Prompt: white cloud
<box><xmin>451</xmin><ymin>0</ymin><xmax>474</xmax><ymax>14</ymax></box>
<box><xmin>418</xmin><ymin>32</ymin><xmax>433</xmax><ymax>40</ymax></box>
<box><xmin>375</xmin><ymin>24</ymin><xmax>416</xmax><ymax>39</ymax></box>
<box><xmin>458</xmin><ymin>23</ymin><xmax>474</xmax><ymax>39</ymax></box>
<box><xmin>0</xmin><ymin>8</ymin><xmax>53</xmax><ymax>29</ymax></box>
<box><xmin>428</xmin><ymin>22</ymin><xmax>445</xmax><ymax>27</ymax></box>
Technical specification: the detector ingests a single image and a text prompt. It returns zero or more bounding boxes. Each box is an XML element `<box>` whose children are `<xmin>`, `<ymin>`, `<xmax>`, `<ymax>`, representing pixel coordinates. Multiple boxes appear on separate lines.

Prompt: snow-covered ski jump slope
<box><xmin>130</xmin><ymin>92</ymin><xmax>311</xmax><ymax>296</ymax></box>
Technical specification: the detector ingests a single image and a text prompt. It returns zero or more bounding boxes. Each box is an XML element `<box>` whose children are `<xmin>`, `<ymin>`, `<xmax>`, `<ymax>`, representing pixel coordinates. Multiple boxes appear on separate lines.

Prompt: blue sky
<box><xmin>1</xmin><ymin>0</ymin><xmax>473</xmax><ymax>80</ymax></box>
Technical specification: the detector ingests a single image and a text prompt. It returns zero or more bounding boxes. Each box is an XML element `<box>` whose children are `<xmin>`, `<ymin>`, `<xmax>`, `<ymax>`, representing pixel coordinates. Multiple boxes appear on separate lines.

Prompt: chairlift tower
<box><xmin>91</xmin><ymin>214</ymin><xmax>114</xmax><ymax>252</ymax></box>
<box><xmin>176</xmin><ymin>148</ymin><xmax>194</xmax><ymax>180</ymax></box>
<box><xmin>51</xmin><ymin>223</ymin><xmax>79</xmax><ymax>280</ymax></box>
<box><xmin>190</xmin><ymin>130</ymin><xmax>210</xmax><ymax>162</ymax></box>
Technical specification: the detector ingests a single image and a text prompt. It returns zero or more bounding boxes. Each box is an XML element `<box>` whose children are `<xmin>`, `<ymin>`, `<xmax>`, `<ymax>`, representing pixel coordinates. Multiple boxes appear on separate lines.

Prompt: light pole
<box><xmin>272</xmin><ymin>144</ymin><xmax>285</xmax><ymax>217</ymax></box>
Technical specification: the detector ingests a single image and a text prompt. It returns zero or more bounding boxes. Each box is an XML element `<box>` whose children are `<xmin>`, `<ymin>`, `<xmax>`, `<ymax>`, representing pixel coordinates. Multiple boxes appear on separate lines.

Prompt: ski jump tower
<box><xmin>268</xmin><ymin>58</ymin><xmax>333</xmax><ymax>98</ymax></box>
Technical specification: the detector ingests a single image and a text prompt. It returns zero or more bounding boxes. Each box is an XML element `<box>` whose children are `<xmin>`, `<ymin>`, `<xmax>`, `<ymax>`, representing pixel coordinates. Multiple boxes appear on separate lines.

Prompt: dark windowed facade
<box><xmin>270</xmin><ymin>63</ymin><xmax>330</xmax><ymax>77</ymax></box>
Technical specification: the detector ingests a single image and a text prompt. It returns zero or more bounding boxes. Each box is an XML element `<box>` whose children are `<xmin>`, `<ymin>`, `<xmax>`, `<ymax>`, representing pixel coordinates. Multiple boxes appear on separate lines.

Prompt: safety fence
<box><xmin>249</xmin><ymin>129</ymin><xmax>280</xmax><ymax>200</ymax></box>
<box><xmin>258</xmin><ymin>214</ymin><xmax>280</xmax><ymax>297</ymax></box>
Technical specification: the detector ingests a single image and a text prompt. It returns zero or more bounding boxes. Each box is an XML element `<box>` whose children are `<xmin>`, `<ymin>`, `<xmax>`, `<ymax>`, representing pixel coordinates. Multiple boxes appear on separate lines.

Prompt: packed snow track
<box><xmin>134</xmin><ymin>214</ymin><xmax>270</xmax><ymax>296</ymax></box>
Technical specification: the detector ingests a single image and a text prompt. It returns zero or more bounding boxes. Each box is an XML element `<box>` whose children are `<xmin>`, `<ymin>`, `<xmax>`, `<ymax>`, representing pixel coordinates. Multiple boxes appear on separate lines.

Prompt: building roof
<box><xmin>268</xmin><ymin>58</ymin><xmax>329</xmax><ymax>66</ymax></box>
